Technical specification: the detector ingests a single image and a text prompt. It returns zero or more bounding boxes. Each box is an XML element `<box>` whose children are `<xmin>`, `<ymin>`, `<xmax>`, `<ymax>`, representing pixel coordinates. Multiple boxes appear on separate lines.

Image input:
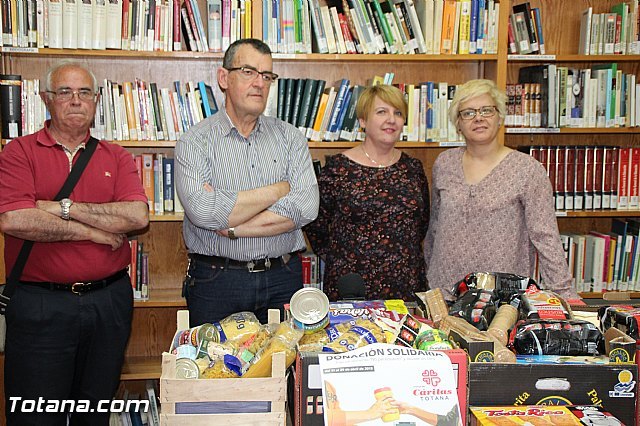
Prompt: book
<box><xmin>512</xmin><ymin>1</ymin><xmax>537</xmax><ymax>53</ymax></box>
<box><xmin>77</xmin><ymin>0</ymin><xmax>93</xmax><ymax>49</ymax></box>
<box><xmin>163</xmin><ymin>156</ymin><xmax>175</xmax><ymax>213</ymax></box>
<box><xmin>197</xmin><ymin>81</ymin><xmax>218</xmax><ymax>117</ymax></box>
<box><xmin>296</xmin><ymin>78</ymin><xmax>318</xmax><ymax>131</ymax></box>
<box><xmin>578</xmin><ymin>7</ymin><xmax>592</xmax><ymax>54</ymax></box>
<box><xmin>92</xmin><ymin>0</ymin><xmax>107</xmax><ymax>49</ymax></box>
<box><xmin>510</xmin><ymin>11</ymin><xmax>531</xmax><ymax>54</ymax></box>
<box><xmin>105</xmin><ymin>0</ymin><xmax>122</xmax><ymax>48</ymax></box>
<box><xmin>62</xmin><ymin>0</ymin><xmax>78</xmax><ymax>48</ymax></box>
<box><xmin>0</xmin><ymin>74</ymin><xmax>21</xmax><ymax>139</ymax></box>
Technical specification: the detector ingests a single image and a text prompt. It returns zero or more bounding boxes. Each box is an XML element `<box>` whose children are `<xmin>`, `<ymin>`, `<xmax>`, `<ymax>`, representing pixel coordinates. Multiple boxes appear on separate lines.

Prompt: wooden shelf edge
<box><xmin>506</xmin><ymin>128</ymin><xmax>640</xmax><ymax>134</ymax></box>
<box><xmin>121</xmin><ymin>356</ymin><xmax>163</xmax><ymax>380</ymax></box>
<box><xmin>149</xmin><ymin>213</ymin><xmax>184</xmax><ymax>222</ymax></box>
<box><xmin>508</xmin><ymin>54</ymin><xmax>640</xmax><ymax>62</ymax></box>
<box><xmin>555</xmin><ymin>210</ymin><xmax>640</xmax><ymax>218</ymax></box>
<box><xmin>0</xmin><ymin>47</ymin><xmax>498</xmax><ymax>62</ymax></box>
<box><xmin>133</xmin><ymin>289</ymin><xmax>185</xmax><ymax>308</ymax></box>
<box><xmin>579</xmin><ymin>292</ymin><xmax>640</xmax><ymax>299</ymax></box>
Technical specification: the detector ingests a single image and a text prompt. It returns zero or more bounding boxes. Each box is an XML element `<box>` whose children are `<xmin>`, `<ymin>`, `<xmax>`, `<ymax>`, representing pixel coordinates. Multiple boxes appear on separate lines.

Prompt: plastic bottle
<box><xmin>373</xmin><ymin>387</ymin><xmax>400</xmax><ymax>422</ymax></box>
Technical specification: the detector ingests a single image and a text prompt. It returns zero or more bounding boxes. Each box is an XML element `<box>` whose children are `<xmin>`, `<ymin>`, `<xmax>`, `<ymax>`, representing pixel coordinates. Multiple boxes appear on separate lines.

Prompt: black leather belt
<box><xmin>20</xmin><ymin>269</ymin><xmax>128</xmax><ymax>294</ymax></box>
<box><xmin>189</xmin><ymin>252</ymin><xmax>298</xmax><ymax>272</ymax></box>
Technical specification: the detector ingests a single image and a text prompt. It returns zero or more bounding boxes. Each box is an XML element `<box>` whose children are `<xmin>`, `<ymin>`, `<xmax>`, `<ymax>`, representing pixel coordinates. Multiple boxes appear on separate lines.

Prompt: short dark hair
<box><xmin>223</xmin><ymin>39</ymin><xmax>272</xmax><ymax>69</ymax></box>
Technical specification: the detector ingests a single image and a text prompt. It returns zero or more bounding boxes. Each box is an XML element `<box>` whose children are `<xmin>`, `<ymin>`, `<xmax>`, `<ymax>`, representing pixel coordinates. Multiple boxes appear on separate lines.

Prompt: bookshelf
<box><xmin>2</xmin><ymin>0</ymin><xmax>637</xmax><ymax>416</ymax></box>
<box><xmin>0</xmin><ymin>38</ymin><xmax>506</xmax><ymax>399</ymax></box>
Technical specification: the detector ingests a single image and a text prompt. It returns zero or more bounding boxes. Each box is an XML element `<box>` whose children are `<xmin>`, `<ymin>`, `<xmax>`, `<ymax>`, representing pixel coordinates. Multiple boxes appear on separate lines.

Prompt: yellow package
<box><xmin>470</xmin><ymin>406</ymin><xmax>581</xmax><ymax>425</ymax></box>
<box><xmin>243</xmin><ymin>321</ymin><xmax>303</xmax><ymax>378</ymax></box>
<box><xmin>323</xmin><ymin>319</ymin><xmax>386</xmax><ymax>353</ymax></box>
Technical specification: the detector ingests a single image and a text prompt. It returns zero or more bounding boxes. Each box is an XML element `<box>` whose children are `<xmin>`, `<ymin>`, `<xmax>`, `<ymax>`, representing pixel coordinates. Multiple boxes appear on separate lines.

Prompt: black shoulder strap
<box><xmin>5</xmin><ymin>137</ymin><xmax>100</xmax><ymax>294</ymax></box>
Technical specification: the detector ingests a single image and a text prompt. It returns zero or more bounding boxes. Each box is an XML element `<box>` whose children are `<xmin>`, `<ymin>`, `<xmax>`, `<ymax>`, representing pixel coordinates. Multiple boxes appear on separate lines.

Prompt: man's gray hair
<box><xmin>43</xmin><ymin>60</ymin><xmax>99</xmax><ymax>93</ymax></box>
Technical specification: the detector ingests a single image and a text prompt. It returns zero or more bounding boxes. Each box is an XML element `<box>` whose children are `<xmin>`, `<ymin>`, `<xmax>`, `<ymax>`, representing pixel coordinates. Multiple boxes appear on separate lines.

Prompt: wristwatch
<box><xmin>228</xmin><ymin>227</ymin><xmax>238</xmax><ymax>240</ymax></box>
<box><xmin>60</xmin><ymin>198</ymin><xmax>73</xmax><ymax>220</ymax></box>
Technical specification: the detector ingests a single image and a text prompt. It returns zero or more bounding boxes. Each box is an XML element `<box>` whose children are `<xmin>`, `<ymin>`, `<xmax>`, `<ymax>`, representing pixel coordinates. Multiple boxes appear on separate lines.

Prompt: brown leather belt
<box><xmin>21</xmin><ymin>269</ymin><xmax>128</xmax><ymax>294</ymax></box>
<box><xmin>189</xmin><ymin>252</ymin><xmax>298</xmax><ymax>272</ymax></box>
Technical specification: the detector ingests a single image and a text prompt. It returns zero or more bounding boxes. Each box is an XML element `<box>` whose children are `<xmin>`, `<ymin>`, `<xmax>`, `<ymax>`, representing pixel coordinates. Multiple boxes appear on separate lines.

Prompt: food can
<box><xmin>197</xmin><ymin>323</ymin><xmax>220</xmax><ymax>344</ymax></box>
<box><xmin>290</xmin><ymin>287</ymin><xmax>330</xmax><ymax>334</ymax></box>
<box><xmin>175</xmin><ymin>358</ymin><xmax>200</xmax><ymax>379</ymax></box>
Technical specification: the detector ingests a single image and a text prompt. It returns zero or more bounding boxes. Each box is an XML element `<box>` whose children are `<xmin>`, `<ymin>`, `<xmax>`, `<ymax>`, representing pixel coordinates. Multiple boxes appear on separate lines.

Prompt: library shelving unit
<box><xmin>0</xmin><ymin>1</ymin><xmax>510</xmax><ymax>399</ymax></box>
<box><xmin>503</xmin><ymin>0</ymin><xmax>640</xmax><ymax>300</ymax></box>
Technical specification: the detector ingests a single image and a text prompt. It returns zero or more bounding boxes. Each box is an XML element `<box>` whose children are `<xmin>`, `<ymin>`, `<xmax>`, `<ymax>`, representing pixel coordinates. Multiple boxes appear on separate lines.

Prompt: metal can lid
<box><xmin>290</xmin><ymin>287</ymin><xmax>330</xmax><ymax>325</ymax></box>
<box><xmin>175</xmin><ymin>358</ymin><xmax>200</xmax><ymax>379</ymax></box>
<box><xmin>197</xmin><ymin>323</ymin><xmax>220</xmax><ymax>344</ymax></box>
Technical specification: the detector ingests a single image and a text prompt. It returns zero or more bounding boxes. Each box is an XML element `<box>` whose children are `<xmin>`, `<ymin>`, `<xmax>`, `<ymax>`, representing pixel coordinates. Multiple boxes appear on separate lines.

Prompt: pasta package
<box><xmin>297</xmin><ymin>320</ymin><xmax>356</xmax><ymax>352</ymax></box>
<box><xmin>242</xmin><ymin>321</ymin><xmax>303</xmax><ymax>378</ymax></box>
<box><xmin>322</xmin><ymin>319</ymin><xmax>386</xmax><ymax>353</ymax></box>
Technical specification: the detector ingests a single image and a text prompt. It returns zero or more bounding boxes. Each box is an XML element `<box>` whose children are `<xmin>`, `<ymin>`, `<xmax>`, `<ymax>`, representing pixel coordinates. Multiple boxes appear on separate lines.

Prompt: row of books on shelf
<box><xmin>7</xmin><ymin>74</ymin><xmax>466</xmax><ymax>142</ymax></box>
<box><xmin>270</xmin><ymin>75</ymin><xmax>463</xmax><ymax>142</ymax></box>
<box><xmin>129</xmin><ymin>239</ymin><xmax>150</xmax><ymax>300</ymax></box>
<box><xmin>506</xmin><ymin>63</ymin><xmax>640</xmax><ymax>129</ymax></box>
<box><xmin>578</xmin><ymin>3</ymin><xmax>640</xmax><ymax>56</ymax></box>
<box><xmin>523</xmin><ymin>145</ymin><xmax>640</xmax><ymax>213</ymax></box>
<box><xmin>301</xmin><ymin>251</ymin><xmax>323</xmax><ymax>289</ymax></box>
<box><xmin>0</xmin><ymin>0</ymin><xmax>500</xmax><ymax>54</ymax></box>
<box><xmin>560</xmin><ymin>219</ymin><xmax>640</xmax><ymax>294</ymax></box>
<box><xmin>309</xmin><ymin>0</ymin><xmax>499</xmax><ymax>55</ymax></box>
<box><xmin>9</xmin><ymin>76</ymin><xmax>219</xmax><ymax>141</ymax></box>
<box><xmin>506</xmin><ymin>1</ymin><xmax>545</xmax><ymax>55</ymax></box>
<box><xmin>133</xmin><ymin>153</ymin><xmax>184</xmax><ymax>215</ymax></box>
<box><xmin>111</xmin><ymin>381</ymin><xmax>161</xmax><ymax>426</ymax></box>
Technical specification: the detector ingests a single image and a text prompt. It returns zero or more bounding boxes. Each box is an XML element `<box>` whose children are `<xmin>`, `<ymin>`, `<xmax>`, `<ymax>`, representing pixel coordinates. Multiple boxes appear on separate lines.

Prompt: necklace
<box><xmin>361</xmin><ymin>144</ymin><xmax>396</xmax><ymax>169</ymax></box>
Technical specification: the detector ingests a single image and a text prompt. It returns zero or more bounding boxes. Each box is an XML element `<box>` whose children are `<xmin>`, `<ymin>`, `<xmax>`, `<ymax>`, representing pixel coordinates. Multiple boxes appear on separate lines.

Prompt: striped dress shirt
<box><xmin>175</xmin><ymin>110</ymin><xmax>319</xmax><ymax>261</ymax></box>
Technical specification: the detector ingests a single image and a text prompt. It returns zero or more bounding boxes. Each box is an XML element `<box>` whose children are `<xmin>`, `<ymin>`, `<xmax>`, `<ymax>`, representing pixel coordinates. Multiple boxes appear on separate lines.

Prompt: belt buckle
<box><xmin>247</xmin><ymin>258</ymin><xmax>270</xmax><ymax>273</ymax></box>
<box><xmin>71</xmin><ymin>282</ymin><xmax>87</xmax><ymax>295</ymax></box>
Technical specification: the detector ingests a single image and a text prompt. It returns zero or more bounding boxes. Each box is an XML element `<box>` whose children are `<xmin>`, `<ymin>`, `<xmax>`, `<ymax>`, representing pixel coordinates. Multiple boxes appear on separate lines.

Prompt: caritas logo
<box><xmin>422</xmin><ymin>369</ymin><xmax>441</xmax><ymax>386</ymax></box>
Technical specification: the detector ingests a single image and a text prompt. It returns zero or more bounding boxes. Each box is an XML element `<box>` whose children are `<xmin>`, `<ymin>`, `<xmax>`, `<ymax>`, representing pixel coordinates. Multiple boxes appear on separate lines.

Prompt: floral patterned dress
<box><xmin>305</xmin><ymin>152</ymin><xmax>430</xmax><ymax>301</ymax></box>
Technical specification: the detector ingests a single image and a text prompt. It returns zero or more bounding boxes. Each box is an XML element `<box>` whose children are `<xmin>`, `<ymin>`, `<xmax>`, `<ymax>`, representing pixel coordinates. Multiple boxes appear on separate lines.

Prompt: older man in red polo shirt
<box><xmin>0</xmin><ymin>61</ymin><xmax>148</xmax><ymax>426</ymax></box>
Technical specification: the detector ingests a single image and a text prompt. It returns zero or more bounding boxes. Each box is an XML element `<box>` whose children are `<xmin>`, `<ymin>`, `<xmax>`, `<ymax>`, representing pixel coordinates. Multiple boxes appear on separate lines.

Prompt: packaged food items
<box><xmin>599</xmin><ymin>305</ymin><xmax>640</xmax><ymax>343</ymax></box>
<box><xmin>392</xmin><ymin>313</ymin><xmax>434</xmax><ymax>348</ymax></box>
<box><xmin>323</xmin><ymin>319</ymin><xmax>386</xmax><ymax>353</ymax></box>
<box><xmin>415</xmin><ymin>329</ymin><xmax>453</xmax><ymax>350</ymax></box>
<box><xmin>470</xmin><ymin>406</ymin><xmax>583</xmax><ymax>425</ymax></box>
<box><xmin>206</xmin><ymin>323</ymin><xmax>277</xmax><ymax>375</ymax></box>
<box><xmin>243</xmin><ymin>321</ymin><xmax>303</xmax><ymax>378</ymax></box>
<box><xmin>297</xmin><ymin>320</ymin><xmax>356</xmax><ymax>352</ymax></box>
<box><xmin>486</xmin><ymin>304</ymin><xmax>519</xmax><ymax>345</ymax></box>
<box><xmin>449</xmin><ymin>289</ymin><xmax>498</xmax><ymax>331</ymax></box>
<box><xmin>171</xmin><ymin>311</ymin><xmax>261</xmax><ymax>353</ymax></box>
<box><xmin>201</xmin><ymin>357</ymin><xmax>240</xmax><ymax>379</ymax></box>
<box><xmin>454</xmin><ymin>272</ymin><xmax>539</xmax><ymax>304</ymax></box>
<box><xmin>509</xmin><ymin>319</ymin><xmax>605</xmax><ymax>356</ymax></box>
<box><xmin>290</xmin><ymin>287</ymin><xmax>330</xmax><ymax>334</ymax></box>
<box><xmin>520</xmin><ymin>289</ymin><xmax>571</xmax><ymax>320</ymax></box>
<box><xmin>440</xmin><ymin>315</ymin><xmax>516</xmax><ymax>363</ymax></box>
<box><xmin>328</xmin><ymin>300</ymin><xmax>403</xmax><ymax>326</ymax></box>
<box><xmin>423</xmin><ymin>288</ymin><xmax>449</xmax><ymax>327</ymax></box>
<box><xmin>214</xmin><ymin>311</ymin><xmax>262</xmax><ymax>344</ymax></box>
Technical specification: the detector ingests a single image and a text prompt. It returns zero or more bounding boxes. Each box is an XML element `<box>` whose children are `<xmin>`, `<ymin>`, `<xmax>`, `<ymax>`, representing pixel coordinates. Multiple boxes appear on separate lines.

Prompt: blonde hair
<box><xmin>449</xmin><ymin>79</ymin><xmax>507</xmax><ymax>127</ymax></box>
<box><xmin>356</xmin><ymin>85</ymin><xmax>407</xmax><ymax>121</ymax></box>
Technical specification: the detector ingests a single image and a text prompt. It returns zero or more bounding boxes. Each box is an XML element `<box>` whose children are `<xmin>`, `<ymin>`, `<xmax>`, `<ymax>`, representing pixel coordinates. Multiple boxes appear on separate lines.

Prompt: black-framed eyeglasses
<box><xmin>459</xmin><ymin>105</ymin><xmax>498</xmax><ymax>120</ymax></box>
<box><xmin>46</xmin><ymin>88</ymin><xmax>97</xmax><ymax>102</ymax></box>
<box><xmin>225</xmin><ymin>66</ymin><xmax>279</xmax><ymax>84</ymax></box>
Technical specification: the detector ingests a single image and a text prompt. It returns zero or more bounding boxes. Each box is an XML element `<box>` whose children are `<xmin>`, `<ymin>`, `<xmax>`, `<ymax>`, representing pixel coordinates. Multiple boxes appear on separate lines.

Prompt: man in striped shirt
<box><xmin>175</xmin><ymin>38</ymin><xmax>319</xmax><ymax>326</ymax></box>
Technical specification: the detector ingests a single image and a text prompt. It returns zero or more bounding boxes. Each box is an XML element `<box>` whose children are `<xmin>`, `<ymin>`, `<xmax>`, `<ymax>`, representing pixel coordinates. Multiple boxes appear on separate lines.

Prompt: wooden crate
<box><xmin>160</xmin><ymin>310</ymin><xmax>287</xmax><ymax>425</ymax></box>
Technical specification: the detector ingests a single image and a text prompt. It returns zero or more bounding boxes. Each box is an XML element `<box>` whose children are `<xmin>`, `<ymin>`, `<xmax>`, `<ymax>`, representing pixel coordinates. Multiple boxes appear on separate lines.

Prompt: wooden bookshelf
<box><xmin>1</xmin><ymin>3</ymin><xmax>640</xmax><ymax>423</ymax></box>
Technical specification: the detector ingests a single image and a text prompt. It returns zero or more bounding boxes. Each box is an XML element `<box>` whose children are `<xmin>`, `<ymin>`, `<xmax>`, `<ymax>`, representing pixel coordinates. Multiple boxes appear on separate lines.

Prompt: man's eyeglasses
<box><xmin>459</xmin><ymin>105</ymin><xmax>498</xmax><ymax>120</ymax></box>
<box><xmin>46</xmin><ymin>89</ymin><xmax>97</xmax><ymax>102</ymax></box>
<box><xmin>225</xmin><ymin>66</ymin><xmax>279</xmax><ymax>84</ymax></box>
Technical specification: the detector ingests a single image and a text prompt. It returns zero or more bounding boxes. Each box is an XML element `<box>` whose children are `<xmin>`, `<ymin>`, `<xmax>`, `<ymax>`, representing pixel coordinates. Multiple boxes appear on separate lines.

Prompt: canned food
<box><xmin>175</xmin><ymin>344</ymin><xmax>197</xmax><ymax>360</ymax></box>
<box><xmin>290</xmin><ymin>287</ymin><xmax>330</xmax><ymax>334</ymax></box>
<box><xmin>175</xmin><ymin>358</ymin><xmax>200</xmax><ymax>379</ymax></box>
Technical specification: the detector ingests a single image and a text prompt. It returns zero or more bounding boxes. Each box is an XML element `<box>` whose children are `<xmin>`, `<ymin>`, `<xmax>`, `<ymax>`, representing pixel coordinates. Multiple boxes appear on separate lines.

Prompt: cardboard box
<box><xmin>294</xmin><ymin>349</ymin><xmax>468</xmax><ymax>426</ymax></box>
<box><xmin>469</xmin><ymin>363</ymin><xmax>638</xmax><ymax>425</ymax></box>
<box><xmin>448</xmin><ymin>329</ymin><xmax>495</xmax><ymax>362</ymax></box>
<box><xmin>470</xmin><ymin>405</ymin><xmax>582</xmax><ymax>425</ymax></box>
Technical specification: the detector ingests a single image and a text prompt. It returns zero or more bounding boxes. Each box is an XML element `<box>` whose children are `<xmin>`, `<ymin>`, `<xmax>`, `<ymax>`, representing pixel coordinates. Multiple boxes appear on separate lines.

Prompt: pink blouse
<box><xmin>424</xmin><ymin>147</ymin><xmax>578</xmax><ymax>301</ymax></box>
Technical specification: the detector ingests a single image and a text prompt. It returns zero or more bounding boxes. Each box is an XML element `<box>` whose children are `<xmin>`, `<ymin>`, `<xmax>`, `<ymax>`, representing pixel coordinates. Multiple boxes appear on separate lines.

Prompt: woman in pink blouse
<box><xmin>424</xmin><ymin>79</ymin><xmax>580</xmax><ymax>302</ymax></box>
